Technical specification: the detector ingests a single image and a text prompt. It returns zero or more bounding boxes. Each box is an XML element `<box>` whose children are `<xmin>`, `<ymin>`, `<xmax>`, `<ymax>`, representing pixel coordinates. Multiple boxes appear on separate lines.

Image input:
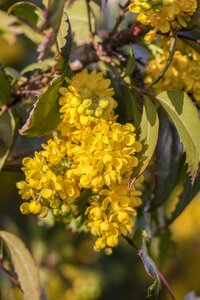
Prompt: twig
<box><xmin>0</xmin><ymin>259</ymin><xmax>21</xmax><ymax>290</ymax></box>
<box><xmin>109</xmin><ymin>0</ymin><xmax>131</xmax><ymax>37</ymax></box>
<box><xmin>86</xmin><ymin>0</ymin><xmax>94</xmax><ymax>39</ymax></box>
<box><xmin>122</xmin><ymin>235</ymin><xmax>177</xmax><ymax>300</ymax></box>
<box><xmin>158</xmin><ymin>271</ymin><xmax>176</xmax><ymax>300</ymax></box>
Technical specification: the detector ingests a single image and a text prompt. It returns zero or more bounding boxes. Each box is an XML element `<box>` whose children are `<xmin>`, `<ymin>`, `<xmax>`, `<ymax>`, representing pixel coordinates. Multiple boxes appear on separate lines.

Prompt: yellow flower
<box><xmin>72</xmin><ymin>119</ymin><xmax>142</xmax><ymax>190</ymax></box>
<box><xmin>145</xmin><ymin>39</ymin><xmax>200</xmax><ymax>103</ymax></box>
<box><xmin>58</xmin><ymin>70</ymin><xmax>118</xmax><ymax>139</ymax></box>
<box><xmin>86</xmin><ymin>178</ymin><xmax>143</xmax><ymax>252</ymax></box>
<box><xmin>16</xmin><ymin>137</ymin><xmax>81</xmax><ymax>220</ymax></box>
<box><xmin>129</xmin><ymin>0</ymin><xmax>197</xmax><ymax>34</ymax></box>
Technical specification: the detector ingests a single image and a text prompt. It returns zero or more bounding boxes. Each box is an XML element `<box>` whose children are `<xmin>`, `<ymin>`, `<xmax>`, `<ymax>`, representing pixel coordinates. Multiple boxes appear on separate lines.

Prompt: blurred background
<box><xmin>0</xmin><ymin>1</ymin><xmax>200</xmax><ymax>299</ymax></box>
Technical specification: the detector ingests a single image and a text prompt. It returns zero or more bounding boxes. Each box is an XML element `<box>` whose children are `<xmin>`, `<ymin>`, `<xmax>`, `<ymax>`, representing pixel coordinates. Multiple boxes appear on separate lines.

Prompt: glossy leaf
<box><xmin>0</xmin><ymin>110</ymin><xmax>17</xmax><ymax>171</ymax></box>
<box><xmin>151</xmin><ymin>115</ymin><xmax>183</xmax><ymax>209</ymax></box>
<box><xmin>0</xmin><ymin>230</ymin><xmax>41</xmax><ymax>300</ymax></box>
<box><xmin>167</xmin><ymin>172</ymin><xmax>200</xmax><ymax>224</ymax></box>
<box><xmin>19</xmin><ymin>76</ymin><xmax>64</xmax><ymax>136</ymax></box>
<box><xmin>57</xmin><ymin>13</ymin><xmax>72</xmax><ymax>65</ymax></box>
<box><xmin>0</xmin><ymin>69</ymin><xmax>10</xmax><ymax>107</ymax></box>
<box><xmin>8</xmin><ymin>2</ymin><xmax>41</xmax><ymax>27</ymax></box>
<box><xmin>157</xmin><ymin>91</ymin><xmax>200</xmax><ymax>180</ymax></box>
<box><xmin>134</xmin><ymin>97</ymin><xmax>159</xmax><ymax>177</ymax></box>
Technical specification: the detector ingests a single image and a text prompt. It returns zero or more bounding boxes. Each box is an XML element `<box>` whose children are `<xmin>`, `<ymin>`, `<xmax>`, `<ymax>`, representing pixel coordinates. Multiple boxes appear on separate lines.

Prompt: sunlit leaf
<box><xmin>56</xmin><ymin>12</ymin><xmax>73</xmax><ymax>72</ymax></box>
<box><xmin>19</xmin><ymin>76</ymin><xmax>64</xmax><ymax>136</ymax></box>
<box><xmin>0</xmin><ymin>230</ymin><xmax>41</xmax><ymax>300</ymax></box>
<box><xmin>134</xmin><ymin>97</ymin><xmax>159</xmax><ymax>177</ymax></box>
<box><xmin>8</xmin><ymin>2</ymin><xmax>42</xmax><ymax>27</ymax></box>
<box><xmin>157</xmin><ymin>91</ymin><xmax>200</xmax><ymax>180</ymax></box>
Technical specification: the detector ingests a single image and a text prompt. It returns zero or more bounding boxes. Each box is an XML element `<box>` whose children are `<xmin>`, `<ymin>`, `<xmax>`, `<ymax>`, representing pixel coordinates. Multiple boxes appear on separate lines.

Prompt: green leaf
<box><xmin>113</xmin><ymin>82</ymin><xmax>141</xmax><ymax>126</ymax></box>
<box><xmin>0</xmin><ymin>110</ymin><xmax>17</xmax><ymax>171</ymax></box>
<box><xmin>57</xmin><ymin>13</ymin><xmax>72</xmax><ymax>65</ymax></box>
<box><xmin>134</xmin><ymin>97</ymin><xmax>159</xmax><ymax>177</ymax></box>
<box><xmin>8</xmin><ymin>2</ymin><xmax>42</xmax><ymax>27</ymax></box>
<box><xmin>178</xmin><ymin>31</ymin><xmax>200</xmax><ymax>41</ymax></box>
<box><xmin>157</xmin><ymin>91</ymin><xmax>200</xmax><ymax>180</ymax></box>
<box><xmin>147</xmin><ymin>32</ymin><xmax>177</xmax><ymax>89</ymax></box>
<box><xmin>138</xmin><ymin>239</ymin><xmax>161</xmax><ymax>299</ymax></box>
<box><xmin>19</xmin><ymin>76</ymin><xmax>64</xmax><ymax>136</ymax></box>
<box><xmin>151</xmin><ymin>115</ymin><xmax>183</xmax><ymax>210</ymax></box>
<box><xmin>0</xmin><ymin>230</ymin><xmax>41</xmax><ymax>300</ymax></box>
<box><xmin>43</xmin><ymin>0</ymin><xmax>65</xmax><ymax>30</ymax></box>
<box><xmin>21</xmin><ymin>59</ymin><xmax>54</xmax><ymax>75</ymax></box>
<box><xmin>124</xmin><ymin>47</ymin><xmax>136</xmax><ymax>77</ymax></box>
<box><xmin>67</xmin><ymin>1</ymin><xmax>94</xmax><ymax>42</ymax></box>
<box><xmin>167</xmin><ymin>171</ymin><xmax>200</xmax><ymax>224</ymax></box>
<box><xmin>0</xmin><ymin>68</ymin><xmax>10</xmax><ymax>107</ymax></box>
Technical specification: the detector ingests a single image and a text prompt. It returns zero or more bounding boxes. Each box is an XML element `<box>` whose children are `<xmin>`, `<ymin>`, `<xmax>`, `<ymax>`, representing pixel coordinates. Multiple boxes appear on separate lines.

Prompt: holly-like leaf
<box><xmin>167</xmin><ymin>171</ymin><xmax>200</xmax><ymax>224</ymax></box>
<box><xmin>8</xmin><ymin>2</ymin><xmax>42</xmax><ymax>27</ymax></box>
<box><xmin>151</xmin><ymin>115</ymin><xmax>183</xmax><ymax>210</ymax></box>
<box><xmin>134</xmin><ymin>97</ymin><xmax>159</xmax><ymax>177</ymax></box>
<box><xmin>56</xmin><ymin>13</ymin><xmax>72</xmax><ymax>65</ymax></box>
<box><xmin>0</xmin><ymin>69</ymin><xmax>10</xmax><ymax>107</ymax></box>
<box><xmin>19</xmin><ymin>76</ymin><xmax>64</xmax><ymax>136</ymax></box>
<box><xmin>138</xmin><ymin>239</ymin><xmax>161</xmax><ymax>299</ymax></box>
<box><xmin>0</xmin><ymin>110</ymin><xmax>17</xmax><ymax>171</ymax></box>
<box><xmin>0</xmin><ymin>231</ymin><xmax>41</xmax><ymax>300</ymax></box>
<box><xmin>157</xmin><ymin>91</ymin><xmax>200</xmax><ymax>180</ymax></box>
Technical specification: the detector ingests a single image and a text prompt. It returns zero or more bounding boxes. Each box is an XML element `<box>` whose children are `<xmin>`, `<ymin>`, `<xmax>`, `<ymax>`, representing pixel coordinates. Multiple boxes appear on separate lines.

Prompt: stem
<box><xmin>122</xmin><ymin>235</ymin><xmax>177</xmax><ymax>300</ymax></box>
<box><xmin>158</xmin><ymin>271</ymin><xmax>176</xmax><ymax>300</ymax></box>
<box><xmin>109</xmin><ymin>0</ymin><xmax>130</xmax><ymax>37</ymax></box>
<box><xmin>86</xmin><ymin>0</ymin><xmax>94</xmax><ymax>40</ymax></box>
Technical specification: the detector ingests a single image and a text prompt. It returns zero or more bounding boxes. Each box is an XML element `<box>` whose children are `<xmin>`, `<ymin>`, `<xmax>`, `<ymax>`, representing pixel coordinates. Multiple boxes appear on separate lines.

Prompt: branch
<box><xmin>122</xmin><ymin>235</ymin><xmax>177</xmax><ymax>300</ymax></box>
<box><xmin>70</xmin><ymin>23</ymin><xmax>147</xmax><ymax>71</ymax></box>
<box><xmin>109</xmin><ymin>0</ymin><xmax>131</xmax><ymax>37</ymax></box>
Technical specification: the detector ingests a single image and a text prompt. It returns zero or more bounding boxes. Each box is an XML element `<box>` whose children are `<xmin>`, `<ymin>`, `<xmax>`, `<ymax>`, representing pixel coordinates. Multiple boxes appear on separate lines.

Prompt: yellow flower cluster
<box><xmin>129</xmin><ymin>0</ymin><xmax>197</xmax><ymax>34</ymax></box>
<box><xmin>86</xmin><ymin>179</ymin><xmax>142</xmax><ymax>252</ymax></box>
<box><xmin>16</xmin><ymin>137</ymin><xmax>80</xmax><ymax>221</ymax></box>
<box><xmin>17</xmin><ymin>70</ymin><xmax>143</xmax><ymax>252</ymax></box>
<box><xmin>58</xmin><ymin>70</ymin><xmax>117</xmax><ymax>141</ymax></box>
<box><xmin>145</xmin><ymin>40</ymin><xmax>200</xmax><ymax>102</ymax></box>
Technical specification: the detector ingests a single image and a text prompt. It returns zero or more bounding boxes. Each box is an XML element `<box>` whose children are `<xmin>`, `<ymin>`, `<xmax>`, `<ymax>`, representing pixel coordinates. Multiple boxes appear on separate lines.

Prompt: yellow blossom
<box><xmin>16</xmin><ymin>137</ymin><xmax>80</xmax><ymax>220</ymax></box>
<box><xmin>58</xmin><ymin>70</ymin><xmax>118</xmax><ymax>139</ymax></box>
<box><xmin>145</xmin><ymin>39</ymin><xmax>200</xmax><ymax>102</ymax></box>
<box><xmin>129</xmin><ymin>0</ymin><xmax>197</xmax><ymax>34</ymax></box>
<box><xmin>86</xmin><ymin>179</ymin><xmax>143</xmax><ymax>252</ymax></box>
<box><xmin>72</xmin><ymin>119</ymin><xmax>142</xmax><ymax>190</ymax></box>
